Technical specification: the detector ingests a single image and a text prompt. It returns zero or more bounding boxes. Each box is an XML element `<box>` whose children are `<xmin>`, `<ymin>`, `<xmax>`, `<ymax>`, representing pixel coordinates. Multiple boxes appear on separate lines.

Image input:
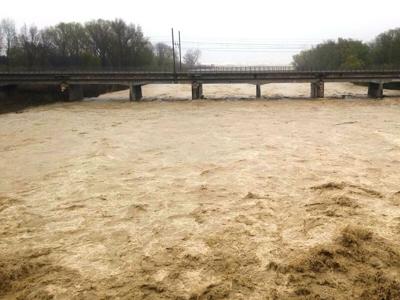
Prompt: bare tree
<box><xmin>154</xmin><ymin>42</ymin><xmax>174</xmax><ymax>67</ymax></box>
<box><xmin>0</xmin><ymin>18</ymin><xmax>166</xmax><ymax>70</ymax></box>
<box><xmin>109</xmin><ymin>20</ymin><xmax>152</xmax><ymax>68</ymax></box>
<box><xmin>42</xmin><ymin>22</ymin><xmax>88</xmax><ymax>58</ymax></box>
<box><xmin>183</xmin><ymin>48</ymin><xmax>201</xmax><ymax>67</ymax></box>
<box><xmin>0</xmin><ymin>25</ymin><xmax>3</xmax><ymax>54</ymax></box>
<box><xmin>1</xmin><ymin>19</ymin><xmax>17</xmax><ymax>57</ymax></box>
<box><xmin>17</xmin><ymin>24</ymin><xmax>48</xmax><ymax>67</ymax></box>
<box><xmin>85</xmin><ymin>20</ymin><xmax>113</xmax><ymax>67</ymax></box>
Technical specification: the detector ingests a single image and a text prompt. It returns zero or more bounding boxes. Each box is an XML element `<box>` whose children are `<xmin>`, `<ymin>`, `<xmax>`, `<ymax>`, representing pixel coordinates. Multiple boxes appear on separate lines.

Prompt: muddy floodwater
<box><xmin>1</xmin><ymin>83</ymin><xmax>400</xmax><ymax>299</ymax></box>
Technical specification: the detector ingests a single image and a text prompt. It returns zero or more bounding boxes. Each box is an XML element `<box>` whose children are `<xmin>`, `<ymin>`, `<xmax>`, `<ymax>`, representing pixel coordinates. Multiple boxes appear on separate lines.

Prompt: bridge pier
<box><xmin>192</xmin><ymin>82</ymin><xmax>203</xmax><ymax>100</ymax></box>
<box><xmin>368</xmin><ymin>82</ymin><xmax>383</xmax><ymax>98</ymax></box>
<box><xmin>129</xmin><ymin>84</ymin><xmax>142</xmax><ymax>101</ymax></box>
<box><xmin>68</xmin><ymin>85</ymin><xmax>84</xmax><ymax>101</ymax></box>
<box><xmin>256</xmin><ymin>84</ymin><xmax>261</xmax><ymax>99</ymax></box>
<box><xmin>311</xmin><ymin>81</ymin><xmax>324</xmax><ymax>98</ymax></box>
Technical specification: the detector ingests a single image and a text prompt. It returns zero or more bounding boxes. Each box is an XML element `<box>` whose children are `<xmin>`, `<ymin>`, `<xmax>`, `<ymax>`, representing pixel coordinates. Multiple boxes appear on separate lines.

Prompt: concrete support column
<box><xmin>311</xmin><ymin>81</ymin><xmax>324</xmax><ymax>98</ymax></box>
<box><xmin>368</xmin><ymin>82</ymin><xmax>383</xmax><ymax>98</ymax></box>
<box><xmin>130</xmin><ymin>84</ymin><xmax>143</xmax><ymax>101</ymax></box>
<box><xmin>256</xmin><ymin>84</ymin><xmax>261</xmax><ymax>99</ymax></box>
<box><xmin>68</xmin><ymin>85</ymin><xmax>84</xmax><ymax>101</ymax></box>
<box><xmin>191</xmin><ymin>82</ymin><xmax>203</xmax><ymax>100</ymax></box>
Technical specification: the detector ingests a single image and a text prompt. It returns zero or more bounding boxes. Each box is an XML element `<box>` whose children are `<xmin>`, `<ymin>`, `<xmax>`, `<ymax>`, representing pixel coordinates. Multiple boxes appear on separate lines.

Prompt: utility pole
<box><xmin>178</xmin><ymin>31</ymin><xmax>182</xmax><ymax>71</ymax></box>
<box><xmin>171</xmin><ymin>28</ymin><xmax>176</xmax><ymax>75</ymax></box>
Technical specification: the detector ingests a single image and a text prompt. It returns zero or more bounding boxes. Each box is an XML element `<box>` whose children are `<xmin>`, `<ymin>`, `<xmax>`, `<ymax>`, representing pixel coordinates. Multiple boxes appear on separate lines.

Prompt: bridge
<box><xmin>1</xmin><ymin>68</ymin><xmax>400</xmax><ymax>101</ymax></box>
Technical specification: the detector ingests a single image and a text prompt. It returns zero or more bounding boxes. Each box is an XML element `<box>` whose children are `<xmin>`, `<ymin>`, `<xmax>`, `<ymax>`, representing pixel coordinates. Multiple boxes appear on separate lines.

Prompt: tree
<box><xmin>183</xmin><ymin>48</ymin><xmax>201</xmax><ymax>67</ymax></box>
<box><xmin>1</xmin><ymin>19</ymin><xmax>17</xmax><ymax>58</ymax></box>
<box><xmin>85</xmin><ymin>20</ymin><xmax>113</xmax><ymax>67</ymax></box>
<box><xmin>369</xmin><ymin>28</ymin><xmax>400</xmax><ymax>68</ymax></box>
<box><xmin>292</xmin><ymin>39</ymin><xmax>369</xmax><ymax>70</ymax></box>
<box><xmin>0</xmin><ymin>18</ymin><xmax>158</xmax><ymax>70</ymax></box>
<box><xmin>42</xmin><ymin>22</ymin><xmax>90</xmax><ymax>67</ymax></box>
<box><xmin>0</xmin><ymin>24</ymin><xmax>4</xmax><ymax>56</ymax></box>
<box><xmin>43</xmin><ymin>23</ymin><xmax>88</xmax><ymax>57</ymax></box>
<box><xmin>108</xmin><ymin>20</ymin><xmax>153</xmax><ymax>68</ymax></box>
<box><xmin>82</xmin><ymin>19</ymin><xmax>154</xmax><ymax>69</ymax></box>
<box><xmin>15</xmin><ymin>24</ymin><xmax>50</xmax><ymax>68</ymax></box>
<box><xmin>109</xmin><ymin>19</ymin><xmax>130</xmax><ymax>67</ymax></box>
<box><xmin>0</xmin><ymin>25</ymin><xmax>3</xmax><ymax>54</ymax></box>
<box><xmin>154</xmin><ymin>42</ymin><xmax>174</xmax><ymax>68</ymax></box>
<box><xmin>124</xmin><ymin>24</ymin><xmax>154</xmax><ymax>68</ymax></box>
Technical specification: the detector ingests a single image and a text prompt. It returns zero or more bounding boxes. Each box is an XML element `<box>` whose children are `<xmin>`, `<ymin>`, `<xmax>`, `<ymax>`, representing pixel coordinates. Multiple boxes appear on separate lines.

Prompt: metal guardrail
<box><xmin>0</xmin><ymin>62</ymin><xmax>397</xmax><ymax>71</ymax></box>
<box><xmin>189</xmin><ymin>65</ymin><xmax>295</xmax><ymax>72</ymax></box>
<box><xmin>1</xmin><ymin>71</ymin><xmax>400</xmax><ymax>76</ymax></box>
<box><xmin>0</xmin><ymin>65</ymin><xmax>294</xmax><ymax>74</ymax></box>
<box><xmin>1</xmin><ymin>65</ymin><xmax>400</xmax><ymax>75</ymax></box>
<box><xmin>1</xmin><ymin>68</ymin><xmax>400</xmax><ymax>86</ymax></box>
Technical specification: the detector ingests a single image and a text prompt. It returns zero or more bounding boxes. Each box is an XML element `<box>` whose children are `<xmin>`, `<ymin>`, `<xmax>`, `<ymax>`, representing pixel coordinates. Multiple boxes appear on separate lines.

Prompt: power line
<box><xmin>152</xmin><ymin>40</ymin><xmax>317</xmax><ymax>47</ymax></box>
<box><xmin>181</xmin><ymin>49</ymin><xmax>306</xmax><ymax>53</ymax></box>
<box><xmin>178</xmin><ymin>46</ymin><xmax>310</xmax><ymax>50</ymax></box>
<box><xmin>172</xmin><ymin>41</ymin><xmax>315</xmax><ymax>46</ymax></box>
<box><xmin>148</xmin><ymin>35</ymin><xmax>326</xmax><ymax>42</ymax></box>
<box><xmin>150</xmin><ymin>39</ymin><xmax>316</xmax><ymax>53</ymax></box>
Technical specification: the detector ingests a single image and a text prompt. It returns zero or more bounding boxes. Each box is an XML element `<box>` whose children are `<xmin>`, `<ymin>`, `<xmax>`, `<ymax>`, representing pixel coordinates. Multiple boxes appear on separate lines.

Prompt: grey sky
<box><xmin>2</xmin><ymin>0</ymin><xmax>399</xmax><ymax>65</ymax></box>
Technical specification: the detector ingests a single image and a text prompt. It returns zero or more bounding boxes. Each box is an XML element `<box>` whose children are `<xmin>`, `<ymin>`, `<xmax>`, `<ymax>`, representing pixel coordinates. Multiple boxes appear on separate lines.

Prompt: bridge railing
<box><xmin>188</xmin><ymin>65</ymin><xmax>400</xmax><ymax>73</ymax></box>
<box><xmin>1</xmin><ymin>64</ymin><xmax>400</xmax><ymax>74</ymax></box>
<box><xmin>0</xmin><ymin>65</ymin><xmax>175</xmax><ymax>74</ymax></box>
<box><xmin>187</xmin><ymin>65</ymin><xmax>295</xmax><ymax>73</ymax></box>
<box><xmin>0</xmin><ymin>65</ymin><xmax>296</xmax><ymax>73</ymax></box>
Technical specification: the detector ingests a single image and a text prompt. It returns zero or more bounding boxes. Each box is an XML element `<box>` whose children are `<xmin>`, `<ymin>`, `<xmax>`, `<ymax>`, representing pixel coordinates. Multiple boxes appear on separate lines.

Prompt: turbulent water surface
<box><xmin>1</xmin><ymin>83</ymin><xmax>400</xmax><ymax>299</ymax></box>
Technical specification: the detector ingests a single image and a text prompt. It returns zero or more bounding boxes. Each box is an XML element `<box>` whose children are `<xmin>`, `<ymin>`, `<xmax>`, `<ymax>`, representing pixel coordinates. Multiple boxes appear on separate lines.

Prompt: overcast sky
<box><xmin>2</xmin><ymin>0</ymin><xmax>399</xmax><ymax>65</ymax></box>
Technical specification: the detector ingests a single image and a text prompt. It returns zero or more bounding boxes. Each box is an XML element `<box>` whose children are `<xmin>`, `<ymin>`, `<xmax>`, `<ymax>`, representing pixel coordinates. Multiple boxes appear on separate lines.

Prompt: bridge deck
<box><xmin>1</xmin><ymin>70</ymin><xmax>400</xmax><ymax>85</ymax></box>
<box><xmin>1</xmin><ymin>69</ymin><xmax>399</xmax><ymax>100</ymax></box>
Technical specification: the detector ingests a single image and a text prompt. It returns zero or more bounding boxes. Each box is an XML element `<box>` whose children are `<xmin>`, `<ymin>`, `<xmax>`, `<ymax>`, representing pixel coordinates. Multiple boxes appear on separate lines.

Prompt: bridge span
<box><xmin>1</xmin><ymin>69</ymin><xmax>399</xmax><ymax>101</ymax></box>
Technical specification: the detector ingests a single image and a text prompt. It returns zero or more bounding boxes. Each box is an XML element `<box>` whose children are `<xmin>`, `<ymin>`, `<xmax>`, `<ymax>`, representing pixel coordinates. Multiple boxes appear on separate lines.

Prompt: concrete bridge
<box><xmin>1</xmin><ymin>69</ymin><xmax>399</xmax><ymax>101</ymax></box>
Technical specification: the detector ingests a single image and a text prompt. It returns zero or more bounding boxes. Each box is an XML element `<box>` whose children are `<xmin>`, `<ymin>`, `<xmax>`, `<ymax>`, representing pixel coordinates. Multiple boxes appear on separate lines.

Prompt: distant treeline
<box><xmin>0</xmin><ymin>19</ymin><xmax>200</xmax><ymax>70</ymax></box>
<box><xmin>293</xmin><ymin>28</ymin><xmax>400</xmax><ymax>70</ymax></box>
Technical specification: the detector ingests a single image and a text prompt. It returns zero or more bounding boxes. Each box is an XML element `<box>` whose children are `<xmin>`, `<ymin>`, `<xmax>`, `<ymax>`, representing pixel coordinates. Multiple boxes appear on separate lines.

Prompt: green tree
<box><xmin>293</xmin><ymin>39</ymin><xmax>369</xmax><ymax>70</ymax></box>
<box><xmin>369</xmin><ymin>28</ymin><xmax>400</xmax><ymax>68</ymax></box>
